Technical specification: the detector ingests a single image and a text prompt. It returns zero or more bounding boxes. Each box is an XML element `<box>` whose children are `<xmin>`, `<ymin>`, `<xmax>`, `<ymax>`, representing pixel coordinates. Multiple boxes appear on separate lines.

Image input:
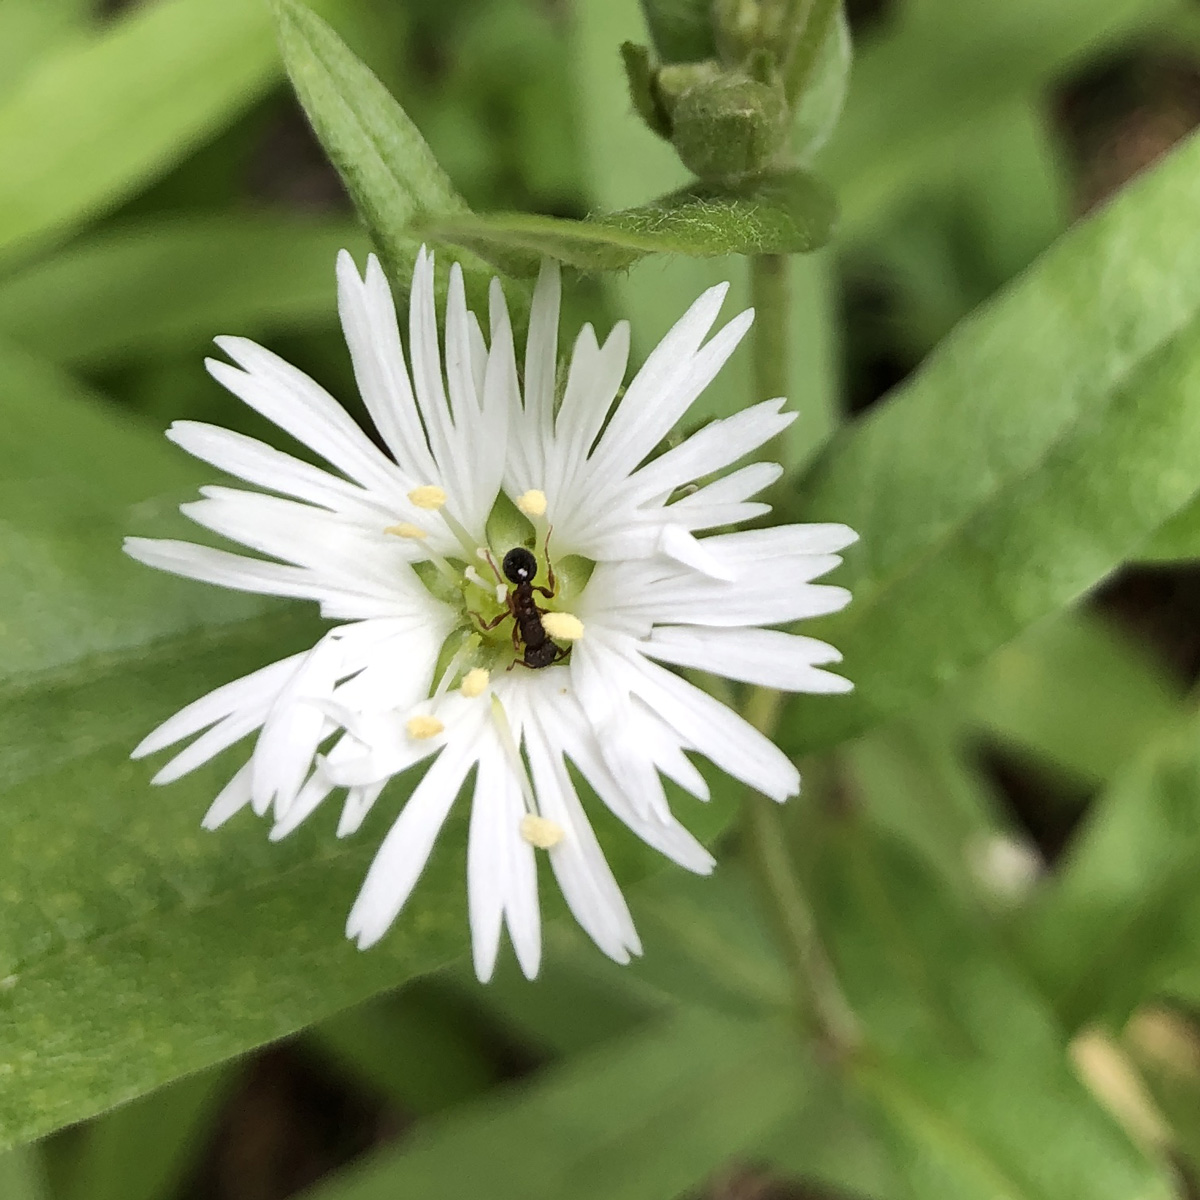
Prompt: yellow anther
<box><xmin>408</xmin><ymin>485</ymin><xmax>446</xmax><ymax>510</ymax></box>
<box><xmin>520</xmin><ymin>814</ymin><xmax>564</xmax><ymax>849</ymax></box>
<box><xmin>385</xmin><ymin>522</ymin><xmax>429</xmax><ymax>540</ymax></box>
<box><xmin>542</xmin><ymin>612</ymin><xmax>584</xmax><ymax>641</ymax></box>
<box><xmin>516</xmin><ymin>489</ymin><xmax>547</xmax><ymax>518</ymax></box>
<box><xmin>460</xmin><ymin>668</ymin><xmax>490</xmax><ymax>698</ymax></box>
<box><xmin>406</xmin><ymin>715</ymin><xmax>444</xmax><ymax>740</ymax></box>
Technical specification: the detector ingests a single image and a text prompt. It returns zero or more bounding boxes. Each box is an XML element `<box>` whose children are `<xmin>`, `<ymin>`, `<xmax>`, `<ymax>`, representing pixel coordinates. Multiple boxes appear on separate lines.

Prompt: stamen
<box><xmin>408</xmin><ymin>485</ymin><xmax>447</xmax><ymax>510</ymax></box>
<box><xmin>432</xmin><ymin>638</ymin><xmax>478</xmax><ymax>702</ymax></box>
<box><xmin>520</xmin><ymin>814</ymin><xmax>564</xmax><ymax>849</ymax></box>
<box><xmin>437</xmin><ymin>507</ymin><xmax>482</xmax><ymax>562</ymax></box>
<box><xmin>464</xmin><ymin>565</ymin><xmax>488</xmax><ymax>590</ymax></box>
<box><xmin>460</xmin><ymin>668</ymin><xmax>490</xmax><ymax>698</ymax></box>
<box><xmin>385</xmin><ymin>521</ymin><xmax>428</xmax><ymax>540</ymax></box>
<box><xmin>406</xmin><ymin>715</ymin><xmax>444</xmax><ymax>740</ymax></box>
<box><xmin>541</xmin><ymin>612</ymin><xmax>584</xmax><ymax>641</ymax></box>
<box><xmin>516</xmin><ymin>489</ymin><xmax>547</xmax><ymax>518</ymax></box>
<box><xmin>386</xmin><ymin>522</ymin><xmax>459</xmax><ymax>585</ymax></box>
<box><xmin>489</xmin><ymin>695</ymin><xmax>537</xmax><ymax>812</ymax></box>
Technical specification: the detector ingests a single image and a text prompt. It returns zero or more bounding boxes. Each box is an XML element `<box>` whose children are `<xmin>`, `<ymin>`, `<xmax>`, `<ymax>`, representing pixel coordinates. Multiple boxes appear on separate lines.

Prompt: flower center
<box><xmin>387</xmin><ymin>486</ymin><xmax>593</xmax><ymax>690</ymax></box>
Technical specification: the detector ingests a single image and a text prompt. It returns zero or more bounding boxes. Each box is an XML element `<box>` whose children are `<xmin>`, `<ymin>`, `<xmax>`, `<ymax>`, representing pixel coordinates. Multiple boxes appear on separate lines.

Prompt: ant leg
<box><xmin>511</xmin><ymin>621</ymin><xmax>521</xmax><ymax>652</ymax></box>
<box><xmin>468</xmin><ymin>609</ymin><xmax>510</xmax><ymax>632</ymax></box>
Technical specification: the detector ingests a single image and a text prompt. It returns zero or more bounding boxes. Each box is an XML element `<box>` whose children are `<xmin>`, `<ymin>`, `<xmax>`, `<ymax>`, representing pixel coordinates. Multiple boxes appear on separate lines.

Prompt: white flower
<box><xmin>126</xmin><ymin>248</ymin><xmax>856</xmax><ymax>981</ymax></box>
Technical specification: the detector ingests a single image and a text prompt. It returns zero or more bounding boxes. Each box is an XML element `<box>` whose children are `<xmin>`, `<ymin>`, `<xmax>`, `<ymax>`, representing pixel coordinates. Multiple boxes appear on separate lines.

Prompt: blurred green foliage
<box><xmin>7</xmin><ymin>0</ymin><xmax>1200</xmax><ymax>1198</ymax></box>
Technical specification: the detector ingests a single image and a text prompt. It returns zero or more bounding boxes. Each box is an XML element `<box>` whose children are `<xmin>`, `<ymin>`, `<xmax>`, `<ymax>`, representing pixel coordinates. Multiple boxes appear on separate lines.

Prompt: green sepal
<box><xmin>620</xmin><ymin>41</ymin><xmax>672</xmax><ymax>140</ymax></box>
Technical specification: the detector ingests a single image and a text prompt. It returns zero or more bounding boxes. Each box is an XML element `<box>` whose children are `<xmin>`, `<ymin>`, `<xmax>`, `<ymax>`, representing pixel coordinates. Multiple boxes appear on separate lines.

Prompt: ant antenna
<box><xmin>477</xmin><ymin>546</ymin><xmax>504</xmax><ymax>585</ymax></box>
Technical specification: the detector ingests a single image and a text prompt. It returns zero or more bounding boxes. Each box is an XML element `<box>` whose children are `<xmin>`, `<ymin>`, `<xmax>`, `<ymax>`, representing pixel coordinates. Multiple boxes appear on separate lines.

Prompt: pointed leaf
<box><xmin>422</xmin><ymin>171</ymin><xmax>837</xmax><ymax>275</ymax></box>
<box><xmin>271</xmin><ymin>0</ymin><xmax>496</xmax><ymax>302</ymax></box>
<box><xmin>781</xmin><ymin>129</ymin><xmax>1200</xmax><ymax>754</ymax></box>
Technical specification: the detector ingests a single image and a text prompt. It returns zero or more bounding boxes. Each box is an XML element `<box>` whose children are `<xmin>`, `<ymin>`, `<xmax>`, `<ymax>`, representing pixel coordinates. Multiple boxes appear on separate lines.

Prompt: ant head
<box><xmin>502</xmin><ymin>547</ymin><xmax>538</xmax><ymax>585</ymax></box>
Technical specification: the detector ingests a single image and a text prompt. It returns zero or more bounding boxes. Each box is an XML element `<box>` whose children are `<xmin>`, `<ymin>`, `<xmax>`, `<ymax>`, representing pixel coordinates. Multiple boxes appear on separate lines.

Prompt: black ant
<box><xmin>471</xmin><ymin>546</ymin><xmax>569</xmax><ymax>669</ymax></box>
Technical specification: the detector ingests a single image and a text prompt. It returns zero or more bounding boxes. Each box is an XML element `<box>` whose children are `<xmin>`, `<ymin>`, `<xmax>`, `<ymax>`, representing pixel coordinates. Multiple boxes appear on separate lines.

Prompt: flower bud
<box><xmin>667</xmin><ymin>73</ymin><xmax>789</xmax><ymax>180</ymax></box>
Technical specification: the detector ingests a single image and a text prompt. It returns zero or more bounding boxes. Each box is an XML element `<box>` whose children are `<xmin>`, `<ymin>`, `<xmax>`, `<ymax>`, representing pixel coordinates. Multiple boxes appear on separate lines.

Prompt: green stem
<box><xmin>750</xmin><ymin>253</ymin><xmax>791</xmax><ymax>466</ymax></box>
<box><xmin>745</xmin><ymin>254</ymin><xmax>859</xmax><ymax>1053</ymax></box>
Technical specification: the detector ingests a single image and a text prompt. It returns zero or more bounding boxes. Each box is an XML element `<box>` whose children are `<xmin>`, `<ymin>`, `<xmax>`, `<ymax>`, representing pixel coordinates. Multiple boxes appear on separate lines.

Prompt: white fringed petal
<box><xmin>129</xmin><ymin>249</ymin><xmax>856</xmax><ymax>981</ymax></box>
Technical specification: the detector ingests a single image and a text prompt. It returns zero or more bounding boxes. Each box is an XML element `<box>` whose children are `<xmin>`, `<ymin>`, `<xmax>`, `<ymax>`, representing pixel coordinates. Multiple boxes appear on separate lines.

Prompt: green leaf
<box><xmin>824</xmin><ymin>0</ymin><xmax>1177</xmax><ymax>238</ymax></box>
<box><xmin>306</xmin><ymin>985</ymin><xmax>507</xmax><ymax>1115</ymax></box>
<box><xmin>841</xmin><ymin>712</ymin><xmax>1010</xmax><ymax>904</ymax></box>
<box><xmin>0</xmin><ymin>0</ymin><xmax>313</xmax><ymax>264</ymax></box>
<box><xmin>619</xmin><ymin>866</ymin><xmax>792</xmax><ymax>1017</ymax></box>
<box><xmin>443</xmin><ymin>932</ymin><xmax>668</xmax><ymax>1060</ymax></box>
<box><xmin>421</xmin><ymin>172</ymin><xmax>837</xmax><ymax>274</ymax></box>
<box><xmin>1017</xmin><ymin>710</ymin><xmax>1200</xmax><ymax>1033</ymax></box>
<box><xmin>789</xmin><ymin>7</ymin><xmax>852</xmax><ymax>164</ymax></box>
<box><xmin>957</xmin><ymin>98</ymin><xmax>1071</xmax><ymax>293</ymax></box>
<box><xmin>0</xmin><ymin>344</ymin><xmax>736</xmax><ymax>1146</ymax></box>
<box><xmin>855</xmin><ymin>1050</ymin><xmax>1175</xmax><ymax>1200</ymax></box>
<box><xmin>286</xmin><ymin>1012</ymin><xmax>840</xmax><ymax>1200</ymax></box>
<box><xmin>1136</xmin><ymin>493</ymin><xmax>1200</xmax><ymax>561</ymax></box>
<box><xmin>780</xmin><ymin>129</ymin><xmax>1200</xmax><ymax>755</ymax></box>
<box><xmin>803</xmin><ymin>815</ymin><xmax>1176</xmax><ymax>1199</ymax></box>
<box><xmin>53</xmin><ymin>1064</ymin><xmax>239</xmax><ymax>1200</ymax></box>
<box><xmin>270</xmin><ymin>0</ymin><xmax>495</xmax><ymax>302</ymax></box>
<box><xmin>0</xmin><ymin>0</ymin><xmax>90</xmax><ymax>105</ymax></box>
<box><xmin>0</xmin><ymin>1147</ymin><xmax>47</xmax><ymax>1200</ymax></box>
<box><xmin>963</xmin><ymin>611</ymin><xmax>1184</xmax><ymax>785</ymax></box>
<box><xmin>0</xmin><ymin>216</ymin><xmax>367</xmax><ymax>368</ymax></box>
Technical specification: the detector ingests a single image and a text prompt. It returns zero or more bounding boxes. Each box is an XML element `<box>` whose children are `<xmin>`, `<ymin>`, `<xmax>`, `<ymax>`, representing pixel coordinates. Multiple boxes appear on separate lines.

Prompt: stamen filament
<box><xmin>431</xmin><ymin>637</ymin><xmax>477</xmax><ymax>703</ymax></box>
<box><xmin>385</xmin><ymin>523</ymin><xmax>459</xmax><ymax>585</ymax></box>
<box><xmin>489</xmin><ymin>695</ymin><xmax>537</xmax><ymax>814</ymax></box>
<box><xmin>437</xmin><ymin>506</ymin><xmax>483</xmax><ymax>563</ymax></box>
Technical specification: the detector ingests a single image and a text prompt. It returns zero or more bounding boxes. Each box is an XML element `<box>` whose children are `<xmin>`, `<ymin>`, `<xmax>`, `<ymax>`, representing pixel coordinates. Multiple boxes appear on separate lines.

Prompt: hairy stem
<box><xmin>744</xmin><ymin>254</ymin><xmax>859</xmax><ymax>1053</ymax></box>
